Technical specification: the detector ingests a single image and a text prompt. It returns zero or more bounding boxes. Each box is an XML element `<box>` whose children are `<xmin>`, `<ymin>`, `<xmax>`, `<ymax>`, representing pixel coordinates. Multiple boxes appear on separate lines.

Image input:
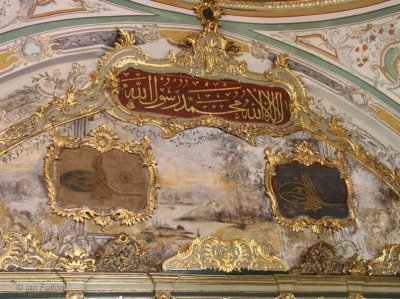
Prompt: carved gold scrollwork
<box><xmin>96</xmin><ymin>233</ymin><xmax>156</xmax><ymax>272</ymax></box>
<box><xmin>55</xmin><ymin>245</ymin><xmax>96</xmax><ymax>272</ymax></box>
<box><xmin>167</xmin><ymin>0</ymin><xmax>246</xmax><ymax>78</ymax></box>
<box><xmin>0</xmin><ymin>0</ymin><xmax>398</xmax><ymax>199</ymax></box>
<box><xmin>0</xmin><ymin>232</ymin><xmax>57</xmax><ymax>270</ymax></box>
<box><xmin>292</xmin><ymin>241</ymin><xmax>344</xmax><ymax>274</ymax></box>
<box><xmin>43</xmin><ymin>125</ymin><xmax>160</xmax><ymax>230</ymax></box>
<box><xmin>348</xmin><ymin>294</ymin><xmax>366</xmax><ymax>299</ymax></box>
<box><xmin>275</xmin><ymin>293</ymin><xmax>296</xmax><ymax>299</ymax></box>
<box><xmin>343</xmin><ymin>254</ymin><xmax>369</xmax><ymax>275</ymax></box>
<box><xmin>265</xmin><ymin>141</ymin><xmax>355</xmax><ymax>233</ymax></box>
<box><xmin>65</xmin><ymin>292</ymin><xmax>85</xmax><ymax>299</ymax></box>
<box><xmin>155</xmin><ymin>291</ymin><xmax>176</xmax><ymax>299</ymax></box>
<box><xmin>162</xmin><ymin>237</ymin><xmax>288</xmax><ymax>272</ymax></box>
<box><xmin>368</xmin><ymin>244</ymin><xmax>400</xmax><ymax>275</ymax></box>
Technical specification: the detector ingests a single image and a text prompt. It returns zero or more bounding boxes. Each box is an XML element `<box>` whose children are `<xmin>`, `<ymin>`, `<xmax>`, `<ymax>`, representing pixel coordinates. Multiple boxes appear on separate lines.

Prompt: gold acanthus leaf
<box><xmin>55</xmin><ymin>245</ymin><xmax>96</xmax><ymax>272</ymax></box>
<box><xmin>162</xmin><ymin>237</ymin><xmax>288</xmax><ymax>272</ymax></box>
<box><xmin>115</xmin><ymin>28</ymin><xmax>136</xmax><ymax>48</ymax></box>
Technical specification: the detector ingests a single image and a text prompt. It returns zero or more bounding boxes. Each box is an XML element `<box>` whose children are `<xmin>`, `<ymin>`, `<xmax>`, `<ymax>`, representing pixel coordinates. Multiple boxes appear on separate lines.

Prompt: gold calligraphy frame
<box><xmin>0</xmin><ymin>0</ymin><xmax>398</xmax><ymax>197</ymax></box>
<box><xmin>43</xmin><ymin>125</ymin><xmax>160</xmax><ymax>230</ymax></box>
<box><xmin>264</xmin><ymin>141</ymin><xmax>355</xmax><ymax>233</ymax></box>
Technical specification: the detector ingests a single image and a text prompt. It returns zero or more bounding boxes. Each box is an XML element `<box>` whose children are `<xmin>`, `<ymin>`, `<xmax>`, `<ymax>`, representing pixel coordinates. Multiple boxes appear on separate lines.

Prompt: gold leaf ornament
<box><xmin>55</xmin><ymin>245</ymin><xmax>96</xmax><ymax>272</ymax></box>
<box><xmin>162</xmin><ymin>237</ymin><xmax>288</xmax><ymax>272</ymax></box>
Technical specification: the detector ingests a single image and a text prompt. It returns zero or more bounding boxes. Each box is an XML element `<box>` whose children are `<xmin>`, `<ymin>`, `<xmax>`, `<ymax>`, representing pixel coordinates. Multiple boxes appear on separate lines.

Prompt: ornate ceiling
<box><xmin>0</xmin><ymin>0</ymin><xmax>399</xmax><ymax>298</ymax></box>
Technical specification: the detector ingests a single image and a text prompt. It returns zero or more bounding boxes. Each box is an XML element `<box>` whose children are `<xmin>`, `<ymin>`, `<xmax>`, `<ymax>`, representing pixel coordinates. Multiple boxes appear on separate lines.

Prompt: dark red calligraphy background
<box><xmin>117</xmin><ymin>68</ymin><xmax>291</xmax><ymax>125</ymax></box>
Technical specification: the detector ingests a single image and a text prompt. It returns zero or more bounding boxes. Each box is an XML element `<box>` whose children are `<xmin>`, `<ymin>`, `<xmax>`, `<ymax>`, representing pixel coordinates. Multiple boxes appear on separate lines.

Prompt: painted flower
<box><xmin>369</xmin><ymin>34</ymin><xmax>376</xmax><ymax>41</ymax></box>
<box><xmin>53</xmin><ymin>69</ymin><xmax>62</xmax><ymax>78</ymax></box>
<box><xmin>43</xmin><ymin>79</ymin><xmax>53</xmax><ymax>88</ymax></box>
<box><xmin>362</xmin><ymin>44</ymin><xmax>368</xmax><ymax>51</ymax></box>
<box><xmin>378</xmin><ymin>27</ymin><xmax>384</xmax><ymax>34</ymax></box>
<box><xmin>388</xmin><ymin>28</ymin><xmax>395</xmax><ymax>35</ymax></box>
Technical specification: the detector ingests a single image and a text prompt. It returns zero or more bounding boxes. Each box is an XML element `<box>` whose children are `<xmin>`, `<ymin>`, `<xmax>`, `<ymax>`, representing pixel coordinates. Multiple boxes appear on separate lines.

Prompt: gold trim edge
<box><xmin>162</xmin><ymin>236</ymin><xmax>289</xmax><ymax>272</ymax></box>
<box><xmin>2</xmin><ymin>231</ymin><xmax>400</xmax><ymax>276</ymax></box>
<box><xmin>0</xmin><ymin>0</ymin><xmax>398</xmax><ymax>198</ymax></box>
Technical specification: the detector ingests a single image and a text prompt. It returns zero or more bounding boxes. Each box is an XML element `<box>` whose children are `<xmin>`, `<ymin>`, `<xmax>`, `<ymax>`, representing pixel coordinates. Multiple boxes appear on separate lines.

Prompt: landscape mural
<box><xmin>0</xmin><ymin>111</ymin><xmax>399</xmax><ymax>269</ymax></box>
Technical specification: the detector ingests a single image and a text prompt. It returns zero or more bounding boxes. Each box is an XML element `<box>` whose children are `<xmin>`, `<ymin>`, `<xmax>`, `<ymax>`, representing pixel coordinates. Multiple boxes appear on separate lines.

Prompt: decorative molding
<box><xmin>348</xmin><ymin>294</ymin><xmax>366</xmax><ymax>299</ymax></box>
<box><xmin>8</xmin><ymin>35</ymin><xmax>54</xmax><ymax>65</ymax></box>
<box><xmin>1</xmin><ymin>231</ymin><xmax>400</xmax><ymax>276</ymax></box>
<box><xmin>96</xmin><ymin>233</ymin><xmax>154</xmax><ymax>272</ymax></box>
<box><xmin>43</xmin><ymin>125</ymin><xmax>160</xmax><ymax>230</ymax></box>
<box><xmin>343</xmin><ymin>254</ymin><xmax>369</xmax><ymax>276</ymax></box>
<box><xmin>155</xmin><ymin>291</ymin><xmax>176</xmax><ymax>299</ymax></box>
<box><xmin>55</xmin><ymin>245</ymin><xmax>96</xmax><ymax>272</ymax></box>
<box><xmin>368</xmin><ymin>244</ymin><xmax>400</xmax><ymax>275</ymax></box>
<box><xmin>0</xmin><ymin>0</ymin><xmax>398</xmax><ymax>198</ymax></box>
<box><xmin>65</xmin><ymin>292</ymin><xmax>85</xmax><ymax>299</ymax></box>
<box><xmin>276</xmin><ymin>293</ymin><xmax>296</xmax><ymax>299</ymax></box>
<box><xmin>0</xmin><ymin>232</ymin><xmax>57</xmax><ymax>270</ymax></box>
<box><xmin>265</xmin><ymin>141</ymin><xmax>355</xmax><ymax>233</ymax></box>
<box><xmin>162</xmin><ymin>237</ymin><xmax>288</xmax><ymax>272</ymax></box>
<box><xmin>293</xmin><ymin>241</ymin><xmax>344</xmax><ymax>274</ymax></box>
<box><xmin>152</xmin><ymin>0</ymin><xmax>387</xmax><ymax>17</ymax></box>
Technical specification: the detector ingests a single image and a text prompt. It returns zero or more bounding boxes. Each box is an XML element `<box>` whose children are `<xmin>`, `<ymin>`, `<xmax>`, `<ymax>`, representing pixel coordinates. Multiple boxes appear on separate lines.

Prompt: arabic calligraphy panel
<box><xmin>117</xmin><ymin>68</ymin><xmax>291</xmax><ymax>125</ymax></box>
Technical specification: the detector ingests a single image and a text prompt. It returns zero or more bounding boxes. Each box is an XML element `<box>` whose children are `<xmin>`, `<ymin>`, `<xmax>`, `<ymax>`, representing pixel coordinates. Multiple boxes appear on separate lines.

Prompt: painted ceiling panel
<box><xmin>0</xmin><ymin>2</ymin><xmax>399</xmax><ymax>297</ymax></box>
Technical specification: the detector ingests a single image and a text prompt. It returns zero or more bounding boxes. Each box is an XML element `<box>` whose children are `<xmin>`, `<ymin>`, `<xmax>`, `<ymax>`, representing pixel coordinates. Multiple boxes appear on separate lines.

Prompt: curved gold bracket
<box><xmin>0</xmin><ymin>1</ymin><xmax>398</xmax><ymax>197</ymax></box>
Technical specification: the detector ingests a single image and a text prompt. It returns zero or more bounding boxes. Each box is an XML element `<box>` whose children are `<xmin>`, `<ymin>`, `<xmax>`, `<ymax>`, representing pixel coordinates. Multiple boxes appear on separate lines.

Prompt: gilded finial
<box><xmin>194</xmin><ymin>0</ymin><xmax>223</xmax><ymax>32</ymax></box>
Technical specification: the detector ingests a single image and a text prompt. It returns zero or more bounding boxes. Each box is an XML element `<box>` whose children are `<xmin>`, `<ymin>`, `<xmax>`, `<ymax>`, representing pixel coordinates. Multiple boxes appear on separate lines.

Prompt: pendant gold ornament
<box><xmin>43</xmin><ymin>125</ymin><xmax>160</xmax><ymax>230</ymax></box>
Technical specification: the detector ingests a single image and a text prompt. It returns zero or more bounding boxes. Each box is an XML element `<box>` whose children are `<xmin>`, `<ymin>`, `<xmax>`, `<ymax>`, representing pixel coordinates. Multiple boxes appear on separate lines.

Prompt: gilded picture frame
<box><xmin>264</xmin><ymin>141</ymin><xmax>355</xmax><ymax>234</ymax></box>
<box><xmin>43</xmin><ymin>125</ymin><xmax>160</xmax><ymax>229</ymax></box>
<box><xmin>0</xmin><ymin>0</ymin><xmax>398</xmax><ymax>197</ymax></box>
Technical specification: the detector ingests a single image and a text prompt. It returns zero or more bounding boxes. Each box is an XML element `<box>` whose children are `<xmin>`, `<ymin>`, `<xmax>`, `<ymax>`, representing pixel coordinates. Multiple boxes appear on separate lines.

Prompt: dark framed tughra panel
<box><xmin>43</xmin><ymin>125</ymin><xmax>160</xmax><ymax>230</ymax></box>
<box><xmin>0</xmin><ymin>0</ymin><xmax>398</xmax><ymax>195</ymax></box>
<box><xmin>264</xmin><ymin>141</ymin><xmax>355</xmax><ymax>233</ymax></box>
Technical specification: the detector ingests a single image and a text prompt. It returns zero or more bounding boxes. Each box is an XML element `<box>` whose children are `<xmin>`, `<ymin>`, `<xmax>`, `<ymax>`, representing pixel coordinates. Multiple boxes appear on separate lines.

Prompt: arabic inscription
<box><xmin>117</xmin><ymin>68</ymin><xmax>291</xmax><ymax>125</ymax></box>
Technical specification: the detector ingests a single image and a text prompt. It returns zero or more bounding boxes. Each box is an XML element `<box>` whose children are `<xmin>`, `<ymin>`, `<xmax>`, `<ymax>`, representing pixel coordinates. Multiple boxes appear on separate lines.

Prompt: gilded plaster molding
<box><xmin>264</xmin><ymin>141</ymin><xmax>355</xmax><ymax>233</ymax></box>
<box><xmin>43</xmin><ymin>125</ymin><xmax>159</xmax><ymax>230</ymax></box>
<box><xmin>292</xmin><ymin>241</ymin><xmax>344</xmax><ymax>274</ymax></box>
<box><xmin>55</xmin><ymin>245</ymin><xmax>96</xmax><ymax>272</ymax></box>
<box><xmin>276</xmin><ymin>293</ymin><xmax>296</xmax><ymax>299</ymax></box>
<box><xmin>162</xmin><ymin>237</ymin><xmax>288</xmax><ymax>272</ymax></box>
<box><xmin>65</xmin><ymin>292</ymin><xmax>85</xmax><ymax>299</ymax></box>
<box><xmin>0</xmin><ymin>0</ymin><xmax>398</xmax><ymax>198</ymax></box>
<box><xmin>0</xmin><ymin>232</ymin><xmax>57</xmax><ymax>270</ymax></box>
<box><xmin>1</xmin><ymin>231</ymin><xmax>400</xmax><ymax>275</ymax></box>
<box><xmin>368</xmin><ymin>244</ymin><xmax>400</xmax><ymax>275</ymax></box>
<box><xmin>96</xmin><ymin>233</ymin><xmax>153</xmax><ymax>272</ymax></box>
<box><xmin>152</xmin><ymin>0</ymin><xmax>387</xmax><ymax>17</ymax></box>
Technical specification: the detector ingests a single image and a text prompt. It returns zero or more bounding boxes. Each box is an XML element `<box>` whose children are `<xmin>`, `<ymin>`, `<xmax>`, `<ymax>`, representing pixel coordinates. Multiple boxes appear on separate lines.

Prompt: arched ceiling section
<box><xmin>1</xmin><ymin>1</ymin><xmax>400</xmax><ymax>289</ymax></box>
<box><xmin>1</xmin><ymin>0</ymin><xmax>399</xmax><ymax>166</ymax></box>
